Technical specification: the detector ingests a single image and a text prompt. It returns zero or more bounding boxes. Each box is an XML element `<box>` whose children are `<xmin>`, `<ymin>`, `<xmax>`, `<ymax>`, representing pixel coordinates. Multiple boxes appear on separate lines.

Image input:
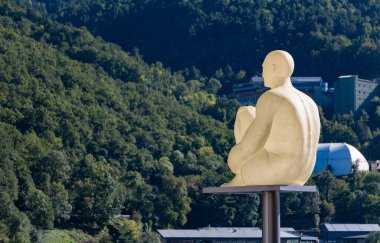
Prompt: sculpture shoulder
<box><xmin>257</xmin><ymin>90</ymin><xmax>286</xmax><ymax>105</ymax></box>
<box><xmin>295</xmin><ymin>89</ymin><xmax>319</xmax><ymax>113</ymax></box>
<box><xmin>254</xmin><ymin>91</ymin><xmax>287</xmax><ymax>120</ymax></box>
<box><xmin>265</xmin><ymin>87</ymin><xmax>318</xmax><ymax>113</ymax></box>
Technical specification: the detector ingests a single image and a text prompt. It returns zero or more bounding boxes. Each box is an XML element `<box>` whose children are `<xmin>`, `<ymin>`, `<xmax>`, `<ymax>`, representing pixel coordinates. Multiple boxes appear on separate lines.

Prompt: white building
<box><xmin>313</xmin><ymin>143</ymin><xmax>369</xmax><ymax>176</ymax></box>
<box><xmin>157</xmin><ymin>227</ymin><xmax>318</xmax><ymax>243</ymax></box>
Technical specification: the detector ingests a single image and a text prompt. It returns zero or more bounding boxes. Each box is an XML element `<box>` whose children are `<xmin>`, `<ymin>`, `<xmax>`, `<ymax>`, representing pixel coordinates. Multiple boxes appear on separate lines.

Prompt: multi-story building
<box><xmin>334</xmin><ymin>75</ymin><xmax>379</xmax><ymax>115</ymax></box>
<box><xmin>231</xmin><ymin>77</ymin><xmax>333</xmax><ymax>110</ymax></box>
<box><xmin>231</xmin><ymin>75</ymin><xmax>380</xmax><ymax>116</ymax></box>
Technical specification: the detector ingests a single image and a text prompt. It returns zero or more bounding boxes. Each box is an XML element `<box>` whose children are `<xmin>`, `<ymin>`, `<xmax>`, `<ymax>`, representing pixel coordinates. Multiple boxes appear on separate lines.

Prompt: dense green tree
<box><xmin>354</xmin><ymin>111</ymin><xmax>372</xmax><ymax>144</ymax></box>
<box><xmin>320</xmin><ymin>200</ymin><xmax>335</xmax><ymax>223</ymax></box>
<box><xmin>0</xmin><ymin>1</ymin><xmax>379</xmax><ymax>238</ymax></box>
<box><xmin>72</xmin><ymin>155</ymin><xmax>124</xmax><ymax>229</ymax></box>
<box><xmin>156</xmin><ymin>174</ymin><xmax>191</xmax><ymax>227</ymax></box>
<box><xmin>367</xmin><ymin>130</ymin><xmax>380</xmax><ymax>160</ymax></box>
<box><xmin>321</xmin><ymin>120</ymin><xmax>359</xmax><ymax>146</ymax></box>
<box><xmin>24</xmin><ymin>189</ymin><xmax>54</xmax><ymax>229</ymax></box>
<box><xmin>50</xmin><ymin>182</ymin><xmax>72</xmax><ymax>225</ymax></box>
<box><xmin>28</xmin><ymin>0</ymin><xmax>380</xmax><ymax>85</ymax></box>
<box><xmin>366</xmin><ymin>231</ymin><xmax>380</xmax><ymax>243</ymax></box>
<box><xmin>108</xmin><ymin>218</ymin><xmax>142</xmax><ymax>242</ymax></box>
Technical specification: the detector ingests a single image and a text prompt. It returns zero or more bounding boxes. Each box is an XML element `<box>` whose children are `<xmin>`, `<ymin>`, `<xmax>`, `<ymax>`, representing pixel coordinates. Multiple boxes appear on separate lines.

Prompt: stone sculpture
<box><xmin>223</xmin><ymin>50</ymin><xmax>320</xmax><ymax>186</ymax></box>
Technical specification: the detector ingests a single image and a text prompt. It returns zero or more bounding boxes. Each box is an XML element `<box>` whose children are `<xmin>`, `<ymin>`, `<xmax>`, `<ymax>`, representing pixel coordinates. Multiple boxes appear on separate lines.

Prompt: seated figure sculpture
<box><xmin>223</xmin><ymin>50</ymin><xmax>320</xmax><ymax>187</ymax></box>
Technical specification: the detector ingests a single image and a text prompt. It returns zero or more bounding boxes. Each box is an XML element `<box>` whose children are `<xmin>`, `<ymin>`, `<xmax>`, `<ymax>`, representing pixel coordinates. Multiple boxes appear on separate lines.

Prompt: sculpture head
<box><xmin>262</xmin><ymin>50</ymin><xmax>294</xmax><ymax>89</ymax></box>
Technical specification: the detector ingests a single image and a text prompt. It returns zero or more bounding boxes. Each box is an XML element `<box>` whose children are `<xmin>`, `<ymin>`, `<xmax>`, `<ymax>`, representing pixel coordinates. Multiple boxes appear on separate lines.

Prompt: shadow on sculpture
<box><xmin>223</xmin><ymin>50</ymin><xmax>320</xmax><ymax>187</ymax></box>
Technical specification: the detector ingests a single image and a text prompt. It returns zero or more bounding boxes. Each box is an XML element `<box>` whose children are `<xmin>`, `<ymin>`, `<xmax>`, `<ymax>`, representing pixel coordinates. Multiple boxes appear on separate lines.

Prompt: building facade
<box><xmin>320</xmin><ymin>223</ymin><xmax>380</xmax><ymax>243</ymax></box>
<box><xmin>231</xmin><ymin>77</ymin><xmax>333</xmax><ymax>110</ymax></box>
<box><xmin>232</xmin><ymin>75</ymin><xmax>380</xmax><ymax>116</ymax></box>
<box><xmin>334</xmin><ymin>75</ymin><xmax>379</xmax><ymax>115</ymax></box>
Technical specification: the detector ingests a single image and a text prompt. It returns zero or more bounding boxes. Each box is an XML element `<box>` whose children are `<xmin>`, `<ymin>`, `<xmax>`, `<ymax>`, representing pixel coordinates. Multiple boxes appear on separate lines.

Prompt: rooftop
<box><xmin>157</xmin><ymin>227</ymin><xmax>300</xmax><ymax>239</ymax></box>
<box><xmin>323</xmin><ymin>224</ymin><xmax>380</xmax><ymax>232</ymax></box>
<box><xmin>338</xmin><ymin>75</ymin><xmax>378</xmax><ymax>83</ymax></box>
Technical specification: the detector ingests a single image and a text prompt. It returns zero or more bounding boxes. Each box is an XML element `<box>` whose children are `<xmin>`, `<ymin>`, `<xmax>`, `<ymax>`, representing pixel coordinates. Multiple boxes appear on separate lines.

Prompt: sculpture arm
<box><xmin>234</xmin><ymin>106</ymin><xmax>256</xmax><ymax>144</ymax></box>
<box><xmin>228</xmin><ymin>93</ymin><xmax>276</xmax><ymax>170</ymax></box>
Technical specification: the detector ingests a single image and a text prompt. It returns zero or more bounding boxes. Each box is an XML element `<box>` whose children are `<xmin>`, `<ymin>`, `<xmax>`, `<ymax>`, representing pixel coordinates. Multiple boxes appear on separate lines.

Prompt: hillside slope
<box><xmin>0</xmin><ymin>2</ymin><xmax>262</xmax><ymax>241</ymax></box>
<box><xmin>30</xmin><ymin>0</ymin><xmax>380</xmax><ymax>87</ymax></box>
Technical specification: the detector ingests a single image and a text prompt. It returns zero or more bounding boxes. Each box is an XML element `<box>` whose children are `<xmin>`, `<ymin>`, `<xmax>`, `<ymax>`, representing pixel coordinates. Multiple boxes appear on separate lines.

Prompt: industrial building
<box><xmin>334</xmin><ymin>75</ymin><xmax>379</xmax><ymax>115</ymax></box>
<box><xmin>320</xmin><ymin>223</ymin><xmax>380</xmax><ymax>242</ymax></box>
<box><xmin>157</xmin><ymin>227</ymin><xmax>318</xmax><ymax>243</ymax></box>
<box><xmin>231</xmin><ymin>76</ymin><xmax>333</xmax><ymax>110</ymax></box>
<box><xmin>313</xmin><ymin>143</ymin><xmax>369</xmax><ymax>176</ymax></box>
<box><xmin>231</xmin><ymin>75</ymin><xmax>380</xmax><ymax>116</ymax></box>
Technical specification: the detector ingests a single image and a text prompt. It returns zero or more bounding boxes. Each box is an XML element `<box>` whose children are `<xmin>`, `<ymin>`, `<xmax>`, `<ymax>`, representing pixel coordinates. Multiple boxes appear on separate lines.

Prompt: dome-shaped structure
<box><xmin>313</xmin><ymin>143</ymin><xmax>369</xmax><ymax>176</ymax></box>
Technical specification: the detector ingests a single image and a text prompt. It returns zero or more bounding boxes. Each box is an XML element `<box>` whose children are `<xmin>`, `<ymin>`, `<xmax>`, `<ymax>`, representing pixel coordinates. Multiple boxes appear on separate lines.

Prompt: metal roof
<box><xmin>342</xmin><ymin>234</ymin><xmax>370</xmax><ymax>239</ymax></box>
<box><xmin>157</xmin><ymin>228</ymin><xmax>300</xmax><ymax>239</ymax></box>
<box><xmin>324</xmin><ymin>224</ymin><xmax>380</xmax><ymax>232</ymax></box>
<box><xmin>339</xmin><ymin>75</ymin><xmax>357</xmax><ymax>78</ymax></box>
<box><xmin>300</xmin><ymin>235</ymin><xmax>320</xmax><ymax>240</ymax></box>
<box><xmin>338</xmin><ymin>75</ymin><xmax>376</xmax><ymax>83</ymax></box>
<box><xmin>281</xmin><ymin>227</ymin><xmax>296</xmax><ymax>232</ymax></box>
<box><xmin>313</xmin><ymin>143</ymin><xmax>369</xmax><ymax>176</ymax></box>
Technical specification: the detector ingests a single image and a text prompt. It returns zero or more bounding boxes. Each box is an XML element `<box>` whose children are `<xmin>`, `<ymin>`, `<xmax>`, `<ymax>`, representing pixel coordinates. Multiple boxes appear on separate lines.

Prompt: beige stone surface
<box><xmin>222</xmin><ymin>50</ymin><xmax>320</xmax><ymax>186</ymax></box>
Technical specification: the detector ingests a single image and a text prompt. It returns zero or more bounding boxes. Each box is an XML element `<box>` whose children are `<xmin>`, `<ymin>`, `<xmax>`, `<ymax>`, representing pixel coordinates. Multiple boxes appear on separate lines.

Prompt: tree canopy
<box><xmin>29</xmin><ymin>0</ymin><xmax>380</xmax><ymax>87</ymax></box>
<box><xmin>0</xmin><ymin>1</ymin><xmax>379</xmax><ymax>241</ymax></box>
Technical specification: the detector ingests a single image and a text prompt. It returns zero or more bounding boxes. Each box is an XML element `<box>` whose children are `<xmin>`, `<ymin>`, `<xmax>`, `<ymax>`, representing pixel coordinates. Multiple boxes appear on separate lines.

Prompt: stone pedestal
<box><xmin>203</xmin><ymin>185</ymin><xmax>316</xmax><ymax>243</ymax></box>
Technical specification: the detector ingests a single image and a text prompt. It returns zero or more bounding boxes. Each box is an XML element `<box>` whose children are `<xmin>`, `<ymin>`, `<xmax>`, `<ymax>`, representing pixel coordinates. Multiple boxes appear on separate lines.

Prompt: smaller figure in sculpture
<box><xmin>223</xmin><ymin>50</ymin><xmax>320</xmax><ymax>187</ymax></box>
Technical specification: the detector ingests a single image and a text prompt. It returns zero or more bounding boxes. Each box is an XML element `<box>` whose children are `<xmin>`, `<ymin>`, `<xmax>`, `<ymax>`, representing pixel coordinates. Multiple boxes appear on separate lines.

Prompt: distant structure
<box><xmin>320</xmin><ymin>223</ymin><xmax>380</xmax><ymax>242</ymax></box>
<box><xmin>334</xmin><ymin>75</ymin><xmax>379</xmax><ymax>115</ymax></box>
<box><xmin>231</xmin><ymin>75</ymin><xmax>380</xmax><ymax>116</ymax></box>
<box><xmin>313</xmin><ymin>143</ymin><xmax>369</xmax><ymax>176</ymax></box>
<box><xmin>231</xmin><ymin>76</ymin><xmax>333</xmax><ymax>110</ymax></box>
<box><xmin>157</xmin><ymin>227</ymin><xmax>318</xmax><ymax>243</ymax></box>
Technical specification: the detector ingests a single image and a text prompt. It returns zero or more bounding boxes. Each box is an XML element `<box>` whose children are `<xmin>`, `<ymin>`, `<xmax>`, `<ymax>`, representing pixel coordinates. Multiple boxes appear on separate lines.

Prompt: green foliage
<box><xmin>315</xmin><ymin>171</ymin><xmax>380</xmax><ymax>225</ymax></box>
<box><xmin>28</xmin><ymin>0</ymin><xmax>380</xmax><ymax>84</ymax></box>
<box><xmin>321</xmin><ymin>120</ymin><xmax>359</xmax><ymax>146</ymax></box>
<box><xmin>50</xmin><ymin>182</ymin><xmax>72</xmax><ymax>225</ymax></box>
<box><xmin>72</xmin><ymin>155</ymin><xmax>124</xmax><ymax>229</ymax></box>
<box><xmin>108</xmin><ymin>218</ymin><xmax>142</xmax><ymax>242</ymax></box>
<box><xmin>5</xmin><ymin>210</ymin><xmax>33</xmax><ymax>242</ymax></box>
<box><xmin>41</xmin><ymin>229</ymin><xmax>96</xmax><ymax>243</ymax></box>
<box><xmin>156</xmin><ymin>174</ymin><xmax>191</xmax><ymax>227</ymax></box>
<box><xmin>24</xmin><ymin>189</ymin><xmax>54</xmax><ymax>229</ymax></box>
<box><xmin>282</xmin><ymin>171</ymin><xmax>380</xmax><ymax>228</ymax></box>
<box><xmin>0</xmin><ymin>1</ymin><xmax>237</xmax><ymax>236</ymax></box>
<box><xmin>366</xmin><ymin>231</ymin><xmax>380</xmax><ymax>243</ymax></box>
<box><xmin>0</xmin><ymin>0</ymin><xmax>379</xmax><ymax>237</ymax></box>
<box><xmin>141</xmin><ymin>224</ymin><xmax>160</xmax><ymax>243</ymax></box>
<box><xmin>367</xmin><ymin>129</ymin><xmax>380</xmax><ymax>160</ymax></box>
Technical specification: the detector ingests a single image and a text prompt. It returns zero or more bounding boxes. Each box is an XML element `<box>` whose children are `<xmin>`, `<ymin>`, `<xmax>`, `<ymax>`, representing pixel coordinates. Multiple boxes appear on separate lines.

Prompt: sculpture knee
<box><xmin>234</xmin><ymin>106</ymin><xmax>256</xmax><ymax>144</ymax></box>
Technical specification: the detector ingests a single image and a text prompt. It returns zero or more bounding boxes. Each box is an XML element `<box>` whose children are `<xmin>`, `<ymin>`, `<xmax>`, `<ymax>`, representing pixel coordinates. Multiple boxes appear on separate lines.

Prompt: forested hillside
<box><xmin>0</xmin><ymin>1</ymin><xmax>379</xmax><ymax>242</ymax></box>
<box><xmin>0</xmin><ymin>2</ymin><xmax>262</xmax><ymax>241</ymax></box>
<box><xmin>29</xmin><ymin>0</ymin><xmax>380</xmax><ymax>90</ymax></box>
